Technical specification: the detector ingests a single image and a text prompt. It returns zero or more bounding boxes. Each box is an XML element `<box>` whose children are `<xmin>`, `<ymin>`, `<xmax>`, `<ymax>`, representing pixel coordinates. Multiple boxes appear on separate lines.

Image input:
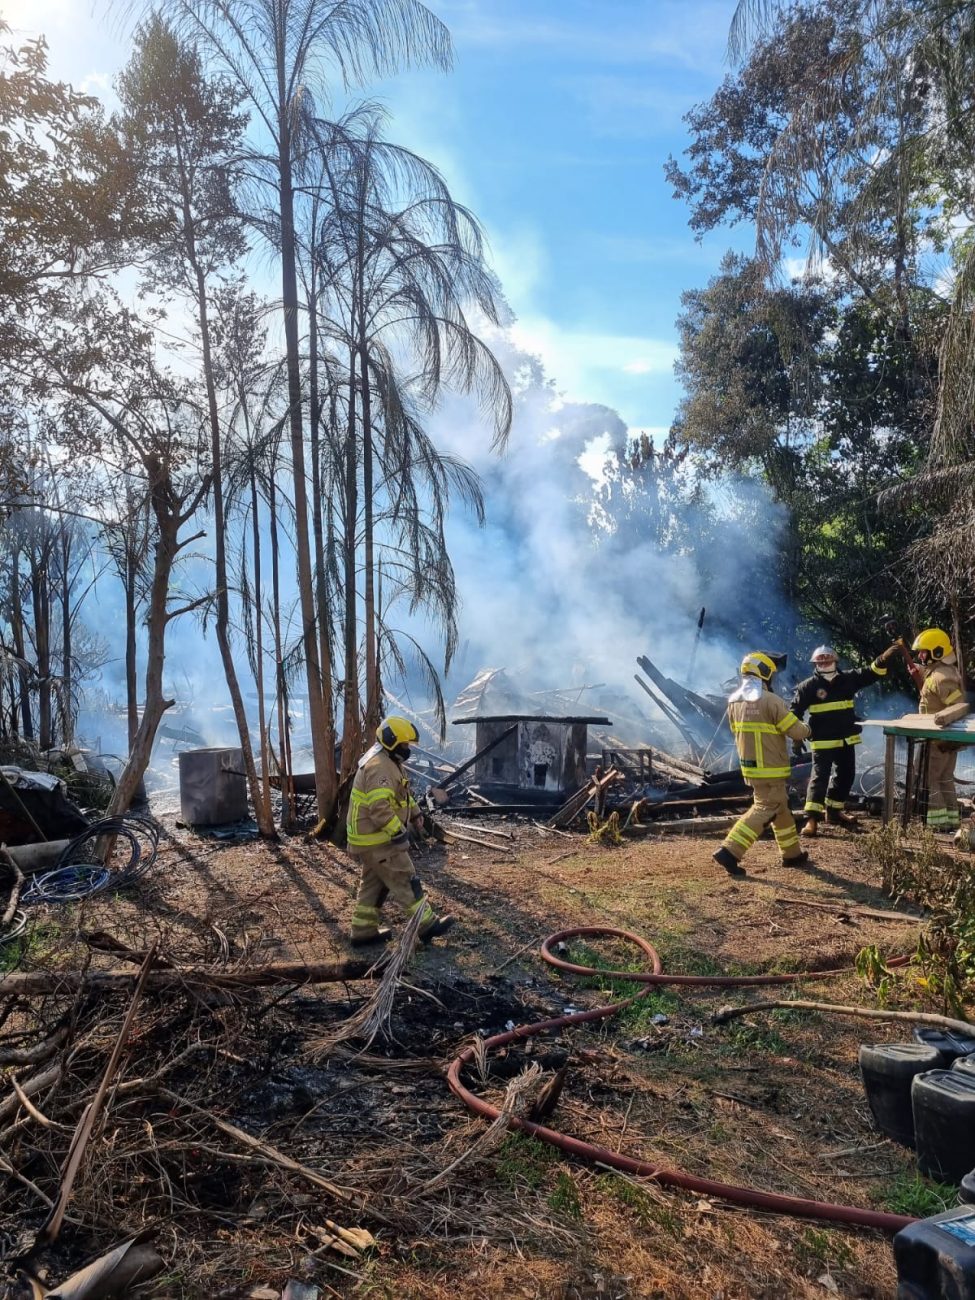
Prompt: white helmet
<box><xmin>811</xmin><ymin>645</ymin><xmax>836</xmax><ymax>663</ymax></box>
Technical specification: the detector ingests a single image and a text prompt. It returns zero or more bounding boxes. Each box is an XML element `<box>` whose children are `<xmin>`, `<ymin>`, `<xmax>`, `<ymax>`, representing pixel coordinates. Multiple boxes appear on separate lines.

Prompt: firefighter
<box><xmin>713</xmin><ymin>652</ymin><xmax>811</xmax><ymax>878</ymax></box>
<box><xmin>346</xmin><ymin>715</ymin><xmax>455</xmax><ymax>945</ymax></box>
<box><xmin>911</xmin><ymin>629</ymin><xmax>970</xmax><ymax>834</ymax></box>
<box><xmin>792</xmin><ymin>644</ymin><xmax>900</xmax><ymax>836</ymax></box>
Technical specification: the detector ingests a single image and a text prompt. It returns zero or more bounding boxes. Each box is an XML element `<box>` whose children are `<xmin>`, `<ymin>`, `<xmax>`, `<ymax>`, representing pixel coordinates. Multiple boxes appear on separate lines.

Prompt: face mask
<box><xmin>394</xmin><ymin>744</ymin><xmax>412</xmax><ymax>761</ymax></box>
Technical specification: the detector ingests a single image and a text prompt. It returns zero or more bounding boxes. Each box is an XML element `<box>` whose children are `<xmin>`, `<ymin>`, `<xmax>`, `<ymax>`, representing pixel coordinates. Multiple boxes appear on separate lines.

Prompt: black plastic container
<box><xmin>913</xmin><ymin>1070</ymin><xmax>975</xmax><ymax>1183</ymax></box>
<box><xmin>895</xmin><ymin>1206</ymin><xmax>975</xmax><ymax>1299</ymax></box>
<box><xmin>859</xmin><ymin>1043</ymin><xmax>944</xmax><ymax>1147</ymax></box>
<box><xmin>961</xmin><ymin>1171</ymin><xmax>975</xmax><ymax>1206</ymax></box>
<box><xmin>914</xmin><ymin>1026</ymin><xmax>975</xmax><ymax>1065</ymax></box>
<box><xmin>954</xmin><ymin>1056</ymin><xmax>975</xmax><ymax>1080</ymax></box>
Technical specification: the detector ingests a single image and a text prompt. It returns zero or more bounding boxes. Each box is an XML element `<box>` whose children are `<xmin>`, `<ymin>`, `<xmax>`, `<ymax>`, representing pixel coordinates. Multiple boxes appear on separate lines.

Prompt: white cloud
<box><xmin>437</xmin><ymin>0</ymin><xmax>734</xmax><ymax>74</ymax></box>
<box><xmin>508</xmin><ymin>315</ymin><xmax>677</xmax><ymax>397</ymax></box>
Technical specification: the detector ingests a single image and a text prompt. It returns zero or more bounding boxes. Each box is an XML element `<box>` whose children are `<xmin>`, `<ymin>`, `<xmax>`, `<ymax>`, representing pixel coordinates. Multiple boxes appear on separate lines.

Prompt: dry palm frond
<box><xmin>409</xmin><ymin>1062</ymin><xmax>543</xmax><ymax>1198</ymax></box>
<box><xmin>305</xmin><ymin>905</ymin><xmax>426</xmax><ymax>1057</ymax></box>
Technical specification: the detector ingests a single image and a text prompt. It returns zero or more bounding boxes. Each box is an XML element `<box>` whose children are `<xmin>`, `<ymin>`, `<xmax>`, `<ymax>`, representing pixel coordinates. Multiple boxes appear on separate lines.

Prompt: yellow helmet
<box><xmin>377</xmin><ymin>715</ymin><xmax>419</xmax><ymax>751</ymax></box>
<box><xmin>740</xmin><ymin>651</ymin><xmax>778</xmax><ymax>682</ymax></box>
<box><xmin>911</xmin><ymin>628</ymin><xmax>953</xmax><ymax>661</ymax></box>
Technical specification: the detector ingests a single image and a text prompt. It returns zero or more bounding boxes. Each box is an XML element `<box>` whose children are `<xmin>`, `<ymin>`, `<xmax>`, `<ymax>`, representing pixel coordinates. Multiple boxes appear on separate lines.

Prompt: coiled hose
<box><xmin>23</xmin><ymin>814</ymin><xmax>160</xmax><ymax>906</ymax></box>
<box><xmin>447</xmin><ymin>926</ymin><xmax>916</xmax><ymax>1234</ymax></box>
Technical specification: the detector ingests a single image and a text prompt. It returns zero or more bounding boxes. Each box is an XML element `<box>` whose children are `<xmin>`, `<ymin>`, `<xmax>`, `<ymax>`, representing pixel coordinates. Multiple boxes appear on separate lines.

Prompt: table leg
<box><xmin>902</xmin><ymin>739</ymin><xmax>916</xmax><ymax>831</ymax></box>
<box><xmin>883</xmin><ymin>733</ymin><xmax>895</xmax><ymax>826</ymax></box>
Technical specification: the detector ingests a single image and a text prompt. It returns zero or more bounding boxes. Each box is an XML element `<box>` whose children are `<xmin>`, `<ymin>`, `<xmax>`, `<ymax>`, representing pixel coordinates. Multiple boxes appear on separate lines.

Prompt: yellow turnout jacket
<box><xmin>728</xmin><ymin>683</ymin><xmax>810</xmax><ymax>781</ymax></box>
<box><xmin>346</xmin><ymin>744</ymin><xmax>418</xmax><ymax>850</ymax></box>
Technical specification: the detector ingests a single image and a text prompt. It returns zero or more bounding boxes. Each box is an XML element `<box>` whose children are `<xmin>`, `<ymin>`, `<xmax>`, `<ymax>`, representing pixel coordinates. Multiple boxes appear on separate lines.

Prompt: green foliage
<box><xmin>794</xmin><ymin>1227</ymin><xmax>853</xmax><ymax>1276</ymax></box>
<box><xmin>567</xmin><ymin>941</ymin><xmax>680</xmax><ymax>1032</ymax></box>
<box><xmin>494</xmin><ymin>1134</ymin><xmax>559</xmax><ymax>1191</ymax></box>
<box><xmin>882</xmin><ymin>1171</ymin><xmax>956</xmax><ymax>1219</ymax></box>
<box><xmin>547</xmin><ymin>1172</ymin><xmax>582</xmax><ymax>1220</ymax></box>
<box><xmin>595</xmin><ymin>1172</ymin><xmax>683</xmax><ymax>1238</ymax></box>
<box><xmin>863</xmin><ymin>822</ymin><xmax>975</xmax><ymax>1007</ymax></box>
<box><xmin>0</xmin><ymin>918</ymin><xmax>65</xmax><ymax>973</ymax></box>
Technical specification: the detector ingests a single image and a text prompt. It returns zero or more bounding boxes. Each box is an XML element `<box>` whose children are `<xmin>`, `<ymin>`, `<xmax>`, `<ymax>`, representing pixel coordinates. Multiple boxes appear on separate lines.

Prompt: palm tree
<box><xmin>151</xmin><ymin>0</ymin><xmax>453</xmax><ymax>818</ymax></box>
<box><xmin>309</xmin><ymin>108</ymin><xmax>510</xmax><ymax>758</ymax></box>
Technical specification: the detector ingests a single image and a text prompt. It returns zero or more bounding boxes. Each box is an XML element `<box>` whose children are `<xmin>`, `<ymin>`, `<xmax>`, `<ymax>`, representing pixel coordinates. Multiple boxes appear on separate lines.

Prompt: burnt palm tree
<box><xmin>309</xmin><ymin>108</ymin><xmax>510</xmax><ymax>761</ymax></box>
<box><xmin>152</xmin><ymin>0</ymin><xmax>452</xmax><ymax>818</ymax></box>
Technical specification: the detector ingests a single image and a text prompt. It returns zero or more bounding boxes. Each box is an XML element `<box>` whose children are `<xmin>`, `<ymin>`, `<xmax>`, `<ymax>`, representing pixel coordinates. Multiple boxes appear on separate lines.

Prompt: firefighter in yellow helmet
<box><xmin>910</xmin><ymin>629</ymin><xmax>970</xmax><ymax>833</ymax></box>
<box><xmin>714</xmin><ymin>652</ymin><xmax>811</xmax><ymax>878</ymax></box>
<box><xmin>346</xmin><ymin>715</ymin><xmax>455</xmax><ymax>944</ymax></box>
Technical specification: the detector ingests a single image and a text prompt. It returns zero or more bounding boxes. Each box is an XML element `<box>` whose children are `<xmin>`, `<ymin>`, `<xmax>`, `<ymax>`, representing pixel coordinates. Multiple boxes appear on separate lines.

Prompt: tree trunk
<box><xmin>106</xmin><ymin>481</ymin><xmax>183</xmax><ymax>817</ymax></box>
<box><xmin>30</xmin><ymin>552</ymin><xmax>52</xmax><ymax>750</ymax></box>
<box><xmin>125</xmin><ymin>557</ymin><xmax>139</xmax><ymax>752</ymax></box>
<box><xmin>10</xmin><ymin>549</ymin><xmax>33</xmax><ymax>741</ymax></box>
<box><xmin>359</xmin><ymin>334</ymin><xmax>380</xmax><ymax>731</ymax></box>
<box><xmin>340</xmin><ymin>342</ymin><xmax>361</xmax><ymax>779</ymax></box>
<box><xmin>276</xmin><ymin>89</ymin><xmax>336</xmax><ymax>819</ymax></box>
<box><xmin>248</xmin><ymin>465</ymin><xmax>273</xmax><ymax>827</ymax></box>
<box><xmin>59</xmin><ymin>528</ymin><xmax>74</xmax><ymax>747</ymax></box>
<box><xmin>177</xmin><ymin>154</ymin><xmax>274</xmax><ymax>837</ymax></box>
<box><xmin>307</xmin><ymin>271</ymin><xmax>336</xmax><ymax>767</ymax></box>
<box><xmin>267</xmin><ymin>465</ymin><xmax>295</xmax><ymax>830</ymax></box>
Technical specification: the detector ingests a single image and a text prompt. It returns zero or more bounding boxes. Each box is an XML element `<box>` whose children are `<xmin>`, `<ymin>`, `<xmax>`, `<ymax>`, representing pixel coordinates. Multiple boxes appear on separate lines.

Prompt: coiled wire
<box><xmin>22</xmin><ymin>814</ymin><xmax>160</xmax><ymax>907</ymax></box>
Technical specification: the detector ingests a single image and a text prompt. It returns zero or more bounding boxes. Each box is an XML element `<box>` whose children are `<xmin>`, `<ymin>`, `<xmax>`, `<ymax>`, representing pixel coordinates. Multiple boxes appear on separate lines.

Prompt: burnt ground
<box><xmin>0</xmin><ymin>814</ymin><xmax>958</xmax><ymax>1299</ymax></box>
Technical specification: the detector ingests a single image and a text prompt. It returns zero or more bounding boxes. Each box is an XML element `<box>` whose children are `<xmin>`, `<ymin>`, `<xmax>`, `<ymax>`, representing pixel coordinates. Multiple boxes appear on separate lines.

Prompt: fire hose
<box><xmin>446</xmin><ymin>926</ymin><xmax>917</xmax><ymax>1233</ymax></box>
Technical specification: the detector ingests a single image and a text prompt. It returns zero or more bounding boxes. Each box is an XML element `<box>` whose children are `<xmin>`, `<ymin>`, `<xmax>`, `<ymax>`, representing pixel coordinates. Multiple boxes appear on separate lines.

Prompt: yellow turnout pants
<box><xmin>349</xmin><ymin>843</ymin><xmax>435</xmax><ymax>939</ymax></box>
<box><xmin>722</xmin><ymin>778</ymin><xmax>802</xmax><ymax>863</ymax></box>
<box><xmin>926</xmin><ymin>742</ymin><xmax>960</xmax><ymax>831</ymax></box>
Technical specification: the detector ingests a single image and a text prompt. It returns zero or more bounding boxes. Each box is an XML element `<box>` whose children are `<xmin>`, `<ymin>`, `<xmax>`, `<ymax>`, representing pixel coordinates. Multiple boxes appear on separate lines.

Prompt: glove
<box><xmin>876</xmin><ymin>641</ymin><xmax>904</xmax><ymax>666</ymax></box>
<box><xmin>792</xmin><ymin>740</ymin><xmax>807</xmax><ymax>757</ymax></box>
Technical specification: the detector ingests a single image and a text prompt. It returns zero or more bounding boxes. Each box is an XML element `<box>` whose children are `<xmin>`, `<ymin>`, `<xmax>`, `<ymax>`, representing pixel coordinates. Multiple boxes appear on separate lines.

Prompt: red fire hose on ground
<box><xmin>445</xmin><ymin>926</ymin><xmax>916</xmax><ymax>1233</ymax></box>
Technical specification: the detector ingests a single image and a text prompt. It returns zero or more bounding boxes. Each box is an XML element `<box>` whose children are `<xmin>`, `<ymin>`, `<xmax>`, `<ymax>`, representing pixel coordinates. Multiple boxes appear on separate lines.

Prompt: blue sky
<box><xmin>6</xmin><ymin>0</ymin><xmax>749</xmax><ymax>433</ymax></box>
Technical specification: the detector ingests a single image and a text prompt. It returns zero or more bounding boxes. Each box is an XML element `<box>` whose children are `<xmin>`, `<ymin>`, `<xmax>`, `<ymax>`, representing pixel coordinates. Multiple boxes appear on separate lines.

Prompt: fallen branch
<box><xmin>771</xmin><ymin>896</ymin><xmax>926</xmax><ymax>924</ymax></box>
<box><xmin>0</xmin><ymin>958</ymin><xmax>377</xmax><ymax>998</ymax></box>
<box><xmin>158</xmin><ymin>1088</ymin><xmax>396</xmax><ymax>1228</ymax></box>
<box><xmin>0</xmin><ymin>1025</ymin><xmax>68</xmax><ymax>1067</ymax></box>
<box><xmin>442</xmin><ymin>827</ymin><xmax>514</xmax><ymax>853</ymax></box>
<box><xmin>712</xmin><ymin>999</ymin><xmax>975</xmax><ymax>1036</ymax></box>
<box><xmin>0</xmin><ymin>848</ymin><xmax>24</xmax><ymax>926</ymax></box>
<box><xmin>0</xmin><ymin>1063</ymin><xmax>62</xmax><ymax>1125</ymax></box>
<box><xmin>307</xmin><ymin>907</ymin><xmax>425</xmax><ymax>1055</ymax></box>
<box><xmin>39</xmin><ymin>942</ymin><xmax>159</xmax><ymax>1245</ymax></box>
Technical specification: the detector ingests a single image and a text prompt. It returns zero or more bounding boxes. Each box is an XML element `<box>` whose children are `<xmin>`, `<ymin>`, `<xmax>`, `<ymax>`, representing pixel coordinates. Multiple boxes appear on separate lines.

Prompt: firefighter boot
<box><xmin>825</xmin><ymin>807</ymin><xmax>859</xmax><ymax>830</ymax></box>
<box><xmin>801</xmin><ymin>817</ymin><xmax>819</xmax><ymax>838</ymax></box>
<box><xmin>350</xmin><ymin>927</ymin><xmax>393</xmax><ymax>948</ymax></box>
<box><xmin>713</xmin><ymin>847</ymin><xmax>746</xmax><ymax>878</ymax></box>
<box><xmin>784</xmin><ymin>850</ymin><xmax>811</xmax><ymax>868</ymax></box>
<box><xmin>419</xmin><ymin>914</ymin><xmax>456</xmax><ymax>943</ymax></box>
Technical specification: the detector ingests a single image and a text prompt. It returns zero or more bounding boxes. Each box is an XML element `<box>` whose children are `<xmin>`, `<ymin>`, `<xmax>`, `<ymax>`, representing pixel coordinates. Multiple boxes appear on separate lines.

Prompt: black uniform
<box><xmin>791</xmin><ymin>661</ymin><xmax>886</xmax><ymax>815</ymax></box>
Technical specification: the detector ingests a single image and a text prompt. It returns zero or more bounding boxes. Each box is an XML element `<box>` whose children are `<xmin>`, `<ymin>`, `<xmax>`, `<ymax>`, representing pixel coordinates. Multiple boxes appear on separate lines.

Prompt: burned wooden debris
<box><xmin>0</xmin><ymin>926</ymin><xmax>573</xmax><ymax>1297</ymax></box>
<box><xmin>384</xmin><ymin>651</ymin><xmax>819</xmax><ymax>835</ymax></box>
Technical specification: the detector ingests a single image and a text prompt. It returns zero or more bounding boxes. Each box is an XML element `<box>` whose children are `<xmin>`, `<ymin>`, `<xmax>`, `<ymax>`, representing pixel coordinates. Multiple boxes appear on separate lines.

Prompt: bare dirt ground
<box><xmin>2</xmin><ymin>813</ymin><xmax>951</xmax><ymax>1299</ymax></box>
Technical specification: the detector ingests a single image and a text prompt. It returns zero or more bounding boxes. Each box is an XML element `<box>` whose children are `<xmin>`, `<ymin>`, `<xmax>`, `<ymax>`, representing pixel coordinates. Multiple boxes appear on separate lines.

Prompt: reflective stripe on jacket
<box><xmin>791</xmin><ymin>662</ymin><xmax>885</xmax><ymax>750</ymax></box>
<box><xmin>919</xmin><ymin>662</ymin><xmax>965</xmax><ymax>716</ymax></box>
<box><xmin>347</xmin><ymin>746</ymin><xmax>417</xmax><ymax>849</ymax></box>
<box><xmin>729</xmin><ymin>689</ymin><xmax>810</xmax><ymax>780</ymax></box>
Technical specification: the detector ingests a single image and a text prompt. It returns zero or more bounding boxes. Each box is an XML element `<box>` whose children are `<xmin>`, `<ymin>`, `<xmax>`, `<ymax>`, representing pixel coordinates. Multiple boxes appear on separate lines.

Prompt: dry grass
<box><xmin>0</xmin><ymin>815</ymin><xmax>942</xmax><ymax>1297</ymax></box>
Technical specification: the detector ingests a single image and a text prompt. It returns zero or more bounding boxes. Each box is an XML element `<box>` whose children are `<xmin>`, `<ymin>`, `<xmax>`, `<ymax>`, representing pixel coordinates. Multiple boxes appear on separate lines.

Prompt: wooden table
<box><xmin>861</xmin><ymin>716</ymin><xmax>975</xmax><ymax>826</ymax></box>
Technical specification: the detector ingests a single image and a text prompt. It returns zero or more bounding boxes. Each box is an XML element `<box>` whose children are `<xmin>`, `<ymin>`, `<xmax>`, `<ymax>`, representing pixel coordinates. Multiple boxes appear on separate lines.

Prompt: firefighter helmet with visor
<box><xmin>377</xmin><ymin>715</ymin><xmax>419</xmax><ymax>751</ymax></box>
<box><xmin>911</xmin><ymin>628</ymin><xmax>953</xmax><ymax>661</ymax></box>
<box><xmin>739</xmin><ymin>652</ymin><xmax>778</xmax><ymax>682</ymax></box>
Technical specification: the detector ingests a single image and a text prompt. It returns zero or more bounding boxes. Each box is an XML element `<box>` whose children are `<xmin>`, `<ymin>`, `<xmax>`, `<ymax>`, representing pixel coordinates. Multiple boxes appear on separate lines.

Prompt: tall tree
<box><xmin>152</xmin><ymin>0</ymin><xmax>453</xmax><ymax>819</ymax></box>
<box><xmin>115</xmin><ymin>17</ymin><xmax>276</xmax><ymax>836</ymax></box>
